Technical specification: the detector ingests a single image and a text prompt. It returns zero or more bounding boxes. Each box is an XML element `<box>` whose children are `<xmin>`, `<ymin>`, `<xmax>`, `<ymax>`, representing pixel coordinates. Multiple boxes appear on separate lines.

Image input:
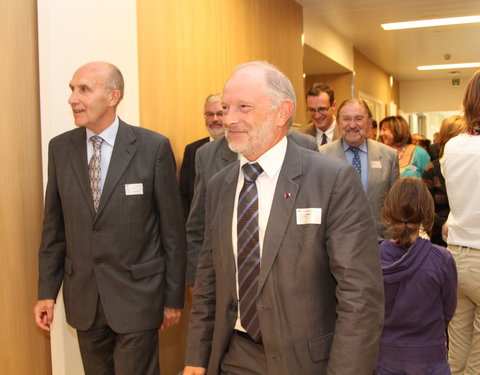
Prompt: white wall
<box><xmin>399</xmin><ymin>79</ymin><xmax>466</xmax><ymax>113</ymax></box>
<box><xmin>37</xmin><ymin>1</ymin><xmax>139</xmax><ymax>374</ymax></box>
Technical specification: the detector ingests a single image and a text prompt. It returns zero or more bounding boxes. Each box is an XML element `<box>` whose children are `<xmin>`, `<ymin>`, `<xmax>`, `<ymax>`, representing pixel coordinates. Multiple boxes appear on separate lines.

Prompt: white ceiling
<box><xmin>297</xmin><ymin>0</ymin><xmax>480</xmax><ymax>81</ymax></box>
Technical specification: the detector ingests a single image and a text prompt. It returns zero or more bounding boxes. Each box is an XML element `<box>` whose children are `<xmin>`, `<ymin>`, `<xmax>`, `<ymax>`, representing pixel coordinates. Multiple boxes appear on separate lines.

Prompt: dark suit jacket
<box><xmin>319</xmin><ymin>139</ymin><xmax>399</xmax><ymax>238</ymax></box>
<box><xmin>185</xmin><ymin>130</ymin><xmax>318</xmax><ymax>284</ymax></box>
<box><xmin>38</xmin><ymin>119</ymin><xmax>186</xmax><ymax>334</ymax></box>
<box><xmin>185</xmin><ymin>140</ymin><xmax>384</xmax><ymax>374</ymax></box>
<box><xmin>180</xmin><ymin>137</ymin><xmax>209</xmax><ymax>218</ymax></box>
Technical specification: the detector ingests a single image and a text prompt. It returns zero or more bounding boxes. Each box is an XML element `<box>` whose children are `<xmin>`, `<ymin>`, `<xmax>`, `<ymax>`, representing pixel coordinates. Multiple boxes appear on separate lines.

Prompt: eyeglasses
<box><xmin>204</xmin><ymin>111</ymin><xmax>224</xmax><ymax>118</ymax></box>
<box><xmin>307</xmin><ymin>105</ymin><xmax>331</xmax><ymax>115</ymax></box>
<box><xmin>340</xmin><ymin>116</ymin><xmax>367</xmax><ymax>124</ymax></box>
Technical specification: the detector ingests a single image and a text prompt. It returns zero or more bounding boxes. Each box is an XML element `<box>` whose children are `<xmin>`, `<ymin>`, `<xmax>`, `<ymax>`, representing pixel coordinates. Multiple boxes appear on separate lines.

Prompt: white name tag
<box><xmin>125</xmin><ymin>183</ymin><xmax>143</xmax><ymax>195</ymax></box>
<box><xmin>296</xmin><ymin>208</ymin><xmax>322</xmax><ymax>225</ymax></box>
<box><xmin>371</xmin><ymin>160</ymin><xmax>382</xmax><ymax>169</ymax></box>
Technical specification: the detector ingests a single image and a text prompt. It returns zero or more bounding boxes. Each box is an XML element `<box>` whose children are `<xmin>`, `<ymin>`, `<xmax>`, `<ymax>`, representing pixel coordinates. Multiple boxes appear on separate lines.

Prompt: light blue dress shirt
<box><xmin>343</xmin><ymin>140</ymin><xmax>368</xmax><ymax>191</ymax></box>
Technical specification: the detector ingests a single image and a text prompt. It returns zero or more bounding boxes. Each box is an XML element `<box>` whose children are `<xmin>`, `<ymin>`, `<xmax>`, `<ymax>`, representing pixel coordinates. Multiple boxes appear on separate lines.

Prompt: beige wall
<box><xmin>137</xmin><ymin>0</ymin><xmax>304</xmax><ymax>166</ymax></box>
<box><xmin>0</xmin><ymin>0</ymin><xmax>51</xmax><ymax>373</ymax></box>
<box><xmin>305</xmin><ymin>73</ymin><xmax>352</xmax><ymax>115</ymax></box>
<box><xmin>353</xmin><ymin>48</ymin><xmax>400</xmax><ymax>110</ymax></box>
<box><xmin>399</xmin><ymin>79</ymin><xmax>465</xmax><ymax>113</ymax></box>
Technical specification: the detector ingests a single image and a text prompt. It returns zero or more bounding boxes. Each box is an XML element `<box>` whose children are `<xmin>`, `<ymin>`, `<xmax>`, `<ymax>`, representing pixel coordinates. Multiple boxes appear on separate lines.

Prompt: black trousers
<box><xmin>76</xmin><ymin>299</ymin><xmax>160</xmax><ymax>375</ymax></box>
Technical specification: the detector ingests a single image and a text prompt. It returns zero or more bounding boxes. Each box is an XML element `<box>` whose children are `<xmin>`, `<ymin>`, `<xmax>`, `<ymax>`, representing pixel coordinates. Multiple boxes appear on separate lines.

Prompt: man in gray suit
<box><xmin>185</xmin><ymin>130</ymin><xmax>318</xmax><ymax>292</ymax></box>
<box><xmin>33</xmin><ymin>62</ymin><xmax>186</xmax><ymax>375</ymax></box>
<box><xmin>319</xmin><ymin>98</ymin><xmax>399</xmax><ymax>238</ymax></box>
<box><xmin>183</xmin><ymin>61</ymin><xmax>383</xmax><ymax>374</ymax></box>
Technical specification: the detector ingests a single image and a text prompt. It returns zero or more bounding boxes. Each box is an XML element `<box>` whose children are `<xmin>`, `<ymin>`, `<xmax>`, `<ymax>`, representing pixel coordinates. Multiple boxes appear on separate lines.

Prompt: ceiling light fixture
<box><xmin>381</xmin><ymin>15</ymin><xmax>480</xmax><ymax>30</ymax></box>
<box><xmin>417</xmin><ymin>62</ymin><xmax>480</xmax><ymax>70</ymax></box>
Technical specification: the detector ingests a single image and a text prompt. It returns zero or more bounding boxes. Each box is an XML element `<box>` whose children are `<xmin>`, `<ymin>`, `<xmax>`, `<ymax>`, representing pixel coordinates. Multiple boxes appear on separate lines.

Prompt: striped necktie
<box><xmin>237</xmin><ymin>162</ymin><xmax>263</xmax><ymax>343</ymax></box>
<box><xmin>350</xmin><ymin>146</ymin><xmax>362</xmax><ymax>177</ymax></box>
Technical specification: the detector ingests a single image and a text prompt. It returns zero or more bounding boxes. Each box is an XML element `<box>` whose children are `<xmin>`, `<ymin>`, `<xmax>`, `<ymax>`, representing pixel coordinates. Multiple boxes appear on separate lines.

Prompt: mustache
<box><xmin>210</xmin><ymin>121</ymin><xmax>223</xmax><ymax>126</ymax></box>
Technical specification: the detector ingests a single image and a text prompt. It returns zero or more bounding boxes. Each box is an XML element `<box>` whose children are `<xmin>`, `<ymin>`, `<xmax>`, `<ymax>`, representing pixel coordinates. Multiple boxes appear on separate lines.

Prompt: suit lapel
<box><xmin>217</xmin><ymin>137</ymin><xmax>237</xmax><ymax>171</ymax></box>
<box><xmin>366</xmin><ymin>140</ymin><xmax>382</xmax><ymax>198</ymax></box>
<box><xmin>67</xmin><ymin>128</ymin><xmax>96</xmax><ymax>215</ymax></box>
<box><xmin>95</xmin><ymin>121</ymin><xmax>137</xmax><ymax>219</ymax></box>
<box><xmin>258</xmin><ymin>141</ymin><xmax>301</xmax><ymax>293</ymax></box>
<box><xmin>218</xmin><ymin>163</ymin><xmax>240</xmax><ymax>301</ymax></box>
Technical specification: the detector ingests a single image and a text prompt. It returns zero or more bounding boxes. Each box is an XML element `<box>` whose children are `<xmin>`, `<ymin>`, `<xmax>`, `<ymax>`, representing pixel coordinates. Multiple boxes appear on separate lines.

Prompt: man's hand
<box><xmin>442</xmin><ymin>222</ymin><xmax>449</xmax><ymax>243</ymax></box>
<box><xmin>182</xmin><ymin>366</ymin><xmax>207</xmax><ymax>375</ymax></box>
<box><xmin>160</xmin><ymin>307</ymin><xmax>182</xmax><ymax>331</ymax></box>
<box><xmin>34</xmin><ymin>299</ymin><xmax>55</xmax><ymax>331</ymax></box>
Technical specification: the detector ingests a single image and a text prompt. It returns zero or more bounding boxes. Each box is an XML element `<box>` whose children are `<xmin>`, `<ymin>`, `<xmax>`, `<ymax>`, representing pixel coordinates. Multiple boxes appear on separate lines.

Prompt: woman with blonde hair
<box><xmin>422</xmin><ymin>115</ymin><xmax>466</xmax><ymax>246</ymax></box>
<box><xmin>377</xmin><ymin>177</ymin><xmax>457</xmax><ymax>375</ymax></box>
<box><xmin>380</xmin><ymin>116</ymin><xmax>431</xmax><ymax>177</ymax></box>
<box><xmin>442</xmin><ymin>70</ymin><xmax>480</xmax><ymax>374</ymax></box>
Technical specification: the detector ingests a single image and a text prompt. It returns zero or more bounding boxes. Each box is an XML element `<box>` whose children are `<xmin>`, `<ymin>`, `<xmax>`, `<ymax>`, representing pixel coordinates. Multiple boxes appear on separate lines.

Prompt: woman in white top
<box><xmin>441</xmin><ymin>70</ymin><xmax>480</xmax><ymax>375</ymax></box>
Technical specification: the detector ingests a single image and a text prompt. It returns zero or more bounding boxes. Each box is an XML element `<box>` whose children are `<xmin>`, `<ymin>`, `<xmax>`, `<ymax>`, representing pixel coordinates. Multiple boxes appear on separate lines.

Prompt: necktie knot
<box><xmin>90</xmin><ymin>135</ymin><xmax>103</xmax><ymax>149</ymax></box>
<box><xmin>349</xmin><ymin>146</ymin><xmax>360</xmax><ymax>155</ymax></box>
<box><xmin>242</xmin><ymin>162</ymin><xmax>263</xmax><ymax>183</ymax></box>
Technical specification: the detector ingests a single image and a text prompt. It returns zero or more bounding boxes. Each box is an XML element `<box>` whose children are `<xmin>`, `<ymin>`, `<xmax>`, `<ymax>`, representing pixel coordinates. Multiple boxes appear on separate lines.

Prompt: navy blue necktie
<box><xmin>350</xmin><ymin>147</ymin><xmax>362</xmax><ymax>177</ymax></box>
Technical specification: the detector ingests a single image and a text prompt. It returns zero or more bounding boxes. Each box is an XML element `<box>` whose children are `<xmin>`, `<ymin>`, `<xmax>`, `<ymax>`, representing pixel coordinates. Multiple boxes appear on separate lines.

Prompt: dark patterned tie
<box><xmin>237</xmin><ymin>162</ymin><xmax>263</xmax><ymax>342</ymax></box>
<box><xmin>89</xmin><ymin>135</ymin><xmax>103</xmax><ymax>212</ymax></box>
<box><xmin>350</xmin><ymin>146</ymin><xmax>362</xmax><ymax>177</ymax></box>
<box><xmin>321</xmin><ymin>132</ymin><xmax>328</xmax><ymax>145</ymax></box>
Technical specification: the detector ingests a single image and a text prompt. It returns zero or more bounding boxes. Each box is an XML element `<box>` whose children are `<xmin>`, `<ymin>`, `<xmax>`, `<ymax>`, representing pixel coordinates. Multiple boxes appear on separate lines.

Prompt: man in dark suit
<box><xmin>183</xmin><ymin>61</ymin><xmax>383</xmax><ymax>374</ymax></box>
<box><xmin>180</xmin><ymin>94</ymin><xmax>225</xmax><ymax>218</ymax></box>
<box><xmin>319</xmin><ymin>98</ymin><xmax>399</xmax><ymax>239</ymax></box>
<box><xmin>33</xmin><ymin>62</ymin><xmax>186</xmax><ymax>375</ymax></box>
<box><xmin>185</xmin><ymin>130</ymin><xmax>317</xmax><ymax>292</ymax></box>
<box><xmin>303</xmin><ymin>82</ymin><xmax>340</xmax><ymax>146</ymax></box>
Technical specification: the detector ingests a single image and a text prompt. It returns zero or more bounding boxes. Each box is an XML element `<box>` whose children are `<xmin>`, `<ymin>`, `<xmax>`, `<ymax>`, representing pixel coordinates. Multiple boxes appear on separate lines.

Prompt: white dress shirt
<box><xmin>232</xmin><ymin>136</ymin><xmax>287</xmax><ymax>331</ymax></box>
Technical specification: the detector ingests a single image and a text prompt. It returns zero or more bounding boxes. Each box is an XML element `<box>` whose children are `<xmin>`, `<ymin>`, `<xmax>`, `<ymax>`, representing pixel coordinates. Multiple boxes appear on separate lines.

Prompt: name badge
<box><xmin>371</xmin><ymin>160</ymin><xmax>382</xmax><ymax>169</ymax></box>
<box><xmin>125</xmin><ymin>183</ymin><xmax>143</xmax><ymax>195</ymax></box>
<box><xmin>296</xmin><ymin>208</ymin><xmax>322</xmax><ymax>225</ymax></box>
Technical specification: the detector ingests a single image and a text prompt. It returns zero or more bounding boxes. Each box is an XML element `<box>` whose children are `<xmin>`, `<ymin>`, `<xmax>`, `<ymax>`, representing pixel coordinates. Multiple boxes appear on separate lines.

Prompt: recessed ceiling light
<box><xmin>417</xmin><ymin>63</ymin><xmax>480</xmax><ymax>70</ymax></box>
<box><xmin>382</xmin><ymin>15</ymin><xmax>480</xmax><ymax>30</ymax></box>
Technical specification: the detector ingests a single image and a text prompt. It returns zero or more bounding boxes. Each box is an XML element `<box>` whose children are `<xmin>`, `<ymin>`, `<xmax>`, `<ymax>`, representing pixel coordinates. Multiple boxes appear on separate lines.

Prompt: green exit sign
<box><xmin>452</xmin><ymin>78</ymin><xmax>460</xmax><ymax>86</ymax></box>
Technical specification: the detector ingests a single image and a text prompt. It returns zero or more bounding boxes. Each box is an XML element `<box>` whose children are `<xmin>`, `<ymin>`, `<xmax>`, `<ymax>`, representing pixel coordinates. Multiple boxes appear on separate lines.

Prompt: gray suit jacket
<box><xmin>185</xmin><ymin>140</ymin><xmax>384</xmax><ymax>374</ymax></box>
<box><xmin>38</xmin><ymin>120</ymin><xmax>186</xmax><ymax>333</ymax></box>
<box><xmin>319</xmin><ymin>139</ymin><xmax>399</xmax><ymax>238</ymax></box>
<box><xmin>185</xmin><ymin>130</ymin><xmax>318</xmax><ymax>284</ymax></box>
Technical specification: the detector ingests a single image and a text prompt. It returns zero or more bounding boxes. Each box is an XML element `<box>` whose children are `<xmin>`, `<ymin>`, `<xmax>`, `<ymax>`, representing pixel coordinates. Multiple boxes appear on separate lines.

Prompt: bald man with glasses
<box><xmin>303</xmin><ymin>82</ymin><xmax>340</xmax><ymax>146</ymax></box>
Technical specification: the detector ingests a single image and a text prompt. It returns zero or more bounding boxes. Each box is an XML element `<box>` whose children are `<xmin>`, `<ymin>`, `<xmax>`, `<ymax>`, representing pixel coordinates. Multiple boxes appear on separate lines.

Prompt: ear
<box><xmin>108</xmin><ymin>89</ymin><xmax>122</xmax><ymax>107</ymax></box>
<box><xmin>277</xmin><ymin>100</ymin><xmax>295</xmax><ymax>128</ymax></box>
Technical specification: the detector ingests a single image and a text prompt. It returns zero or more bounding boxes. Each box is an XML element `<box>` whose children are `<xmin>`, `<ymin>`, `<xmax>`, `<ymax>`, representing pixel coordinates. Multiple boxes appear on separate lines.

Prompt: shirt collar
<box><xmin>239</xmin><ymin>136</ymin><xmax>287</xmax><ymax>180</ymax></box>
<box><xmin>342</xmin><ymin>138</ymin><xmax>368</xmax><ymax>153</ymax></box>
<box><xmin>86</xmin><ymin>116</ymin><xmax>119</xmax><ymax>147</ymax></box>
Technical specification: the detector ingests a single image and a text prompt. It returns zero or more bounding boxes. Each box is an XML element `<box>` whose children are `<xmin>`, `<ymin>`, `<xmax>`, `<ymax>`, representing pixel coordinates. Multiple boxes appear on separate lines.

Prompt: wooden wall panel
<box><xmin>137</xmin><ymin>1</ymin><xmax>303</xmax><ymax>373</ymax></box>
<box><xmin>353</xmin><ymin>48</ymin><xmax>400</xmax><ymax>115</ymax></box>
<box><xmin>0</xmin><ymin>0</ymin><xmax>51</xmax><ymax>374</ymax></box>
<box><xmin>137</xmin><ymin>0</ymin><xmax>304</xmax><ymax>166</ymax></box>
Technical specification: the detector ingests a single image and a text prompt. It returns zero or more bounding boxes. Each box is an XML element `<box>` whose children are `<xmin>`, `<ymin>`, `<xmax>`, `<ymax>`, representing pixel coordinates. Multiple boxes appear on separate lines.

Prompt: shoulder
<box><xmin>185</xmin><ymin>137</ymin><xmax>209</xmax><ymax>152</ymax></box>
<box><xmin>318</xmin><ymin>139</ymin><xmax>343</xmax><ymax>155</ymax></box>
<box><xmin>368</xmin><ymin>139</ymin><xmax>396</xmax><ymax>157</ymax></box>
<box><xmin>287</xmin><ymin>129</ymin><xmax>317</xmax><ymax>150</ymax></box>
<box><xmin>197</xmin><ymin>136</ymin><xmax>228</xmax><ymax>157</ymax></box>
<box><xmin>121</xmin><ymin>122</ymin><xmax>170</xmax><ymax>145</ymax></box>
<box><xmin>429</xmin><ymin>242</ymin><xmax>454</xmax><ymax>265</ymax></box>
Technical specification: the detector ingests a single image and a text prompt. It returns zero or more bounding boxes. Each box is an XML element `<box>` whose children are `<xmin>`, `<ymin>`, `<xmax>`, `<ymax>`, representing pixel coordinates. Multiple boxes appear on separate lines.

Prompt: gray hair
<box><xmin>105</xmin><ymin>63</ymin><xmax>124</xmax><ymax>100</ymax></box>
<box><xmin>204</xmin><ymin>93</ymin><xmax>222</xmax><ymax>105</ymax></box>
<box><xmin>234</xmin><ymin>61</ymin><xmax>296</xmax><ymax>128</ymax></box>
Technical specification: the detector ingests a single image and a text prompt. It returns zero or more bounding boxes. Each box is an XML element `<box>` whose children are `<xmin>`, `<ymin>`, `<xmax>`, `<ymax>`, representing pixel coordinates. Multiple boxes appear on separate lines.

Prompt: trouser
<box><xmin>447</xmin><ymin>245</ymin><xmax>480</xmax><ymax>375</ymax></box>
<box><xmin>220</xmin><ymin>330</ymin><xmax>267</xmax><ymax>375</ymax></box>
<box><xmin>76</xmin><ymin>299</ymin><xmax>160</xmax><ymax>375</ymax></box>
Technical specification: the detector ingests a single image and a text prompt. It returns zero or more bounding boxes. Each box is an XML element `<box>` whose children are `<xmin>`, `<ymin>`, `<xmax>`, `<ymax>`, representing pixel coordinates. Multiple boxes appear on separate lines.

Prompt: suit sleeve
<box><xmin>38</xmin><ymin>140</ymin><xmax>66</xmax><ymax>300</ymax></box>
<box><xmin>389</xmin><ymin>149</ymin><xmax>400</xmax><ymax>188</ymax></box>
<box><xmin>185</xmin><ymin>177</ymin><xmax>217</xmax><ymax>367</ymax></box>
<box><xmin>154</xmin><ymin>137</ymin><xmax>187</xmax><ymax>308</ymax></box>
<box><xmin>179</xmin><ymin>145</ymin><xmax>192</xmax><ymax>219</ymax></box>
<box><xmin>185</xmin><ymin>150</ymin><xmax>207</xmax><ymax>286</ymax></box>
<box><xmin>324</xmin><ymin>163</ymin><xmax>384</xmax><ymax>375</ymax></box>
<box><xmin>442</xmin><ymin>253</ymin><xmax>457</xmax><ymax>325</ymax></box>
